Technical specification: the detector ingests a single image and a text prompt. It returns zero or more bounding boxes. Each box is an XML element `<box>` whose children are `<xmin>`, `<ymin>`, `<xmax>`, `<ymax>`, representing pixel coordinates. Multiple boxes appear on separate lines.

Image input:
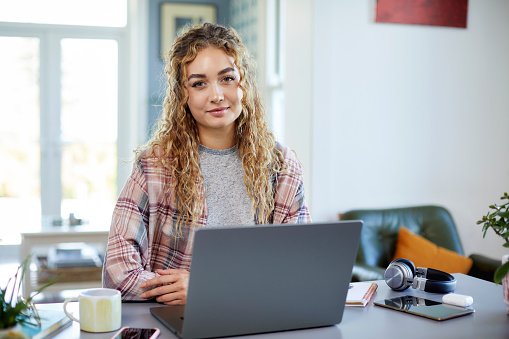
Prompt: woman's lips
<box><xmin>207</xmin><ymin>107</ymin><xmax>228</xmax><ymax>117</ymax></box>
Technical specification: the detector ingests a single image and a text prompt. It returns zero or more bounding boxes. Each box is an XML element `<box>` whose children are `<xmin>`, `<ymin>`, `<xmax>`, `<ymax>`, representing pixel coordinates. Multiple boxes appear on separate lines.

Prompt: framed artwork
<box><xmin>376</xmin><ymin>0</ymin><xmax>468</xmax><ymax>28</ymax></box>
<box><xmin>160</xmin><ymin>3</ymin><xmax>217</xmax><ymax>57</ymax></box>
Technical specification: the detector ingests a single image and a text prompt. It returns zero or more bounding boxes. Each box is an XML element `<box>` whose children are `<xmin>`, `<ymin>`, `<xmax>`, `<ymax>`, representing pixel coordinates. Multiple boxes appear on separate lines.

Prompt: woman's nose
<box><xmin>210</xmin><ymin>83</ymin><xmax>224</xmax><ymax>103</ymax></box>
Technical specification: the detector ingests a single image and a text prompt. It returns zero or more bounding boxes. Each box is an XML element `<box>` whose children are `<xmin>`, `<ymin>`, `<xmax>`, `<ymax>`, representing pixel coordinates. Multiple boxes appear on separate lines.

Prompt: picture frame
<box><xmin>160</xmin><ymin>3</ymin><xmax>217</xmax><ymax>57</ymax></box>
<box><xmin>375</xmin><ymin>0</ymin><xmax>468</xmax><ymax>28</ymax></box>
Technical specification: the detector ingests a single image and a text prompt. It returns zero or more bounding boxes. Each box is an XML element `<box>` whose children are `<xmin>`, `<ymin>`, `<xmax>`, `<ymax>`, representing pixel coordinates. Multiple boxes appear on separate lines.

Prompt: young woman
<box><xmin>102</xmin><ymin>23</ymin><xmax>311</xmax><ymax>305</ymax></box>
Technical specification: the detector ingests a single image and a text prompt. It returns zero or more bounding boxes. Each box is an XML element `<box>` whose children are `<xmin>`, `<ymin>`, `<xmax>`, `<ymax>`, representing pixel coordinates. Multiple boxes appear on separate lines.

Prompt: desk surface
<box><xmin>40</xmin><ymin>274</ymin><xmax>509</xmax><ymax>339</ymax></box>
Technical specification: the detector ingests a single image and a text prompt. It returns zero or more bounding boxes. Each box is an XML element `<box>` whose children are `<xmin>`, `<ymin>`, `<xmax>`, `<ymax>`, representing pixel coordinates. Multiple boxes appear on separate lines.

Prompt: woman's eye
<box><xmin>191</xmin><ymin>81</ymin><xmax>205</xmax><ymax>88</ymax></box>
<box><xmin>222</xmin><ymin>75</ymin><xmax>236</xmax><ymax>82</ymax></box>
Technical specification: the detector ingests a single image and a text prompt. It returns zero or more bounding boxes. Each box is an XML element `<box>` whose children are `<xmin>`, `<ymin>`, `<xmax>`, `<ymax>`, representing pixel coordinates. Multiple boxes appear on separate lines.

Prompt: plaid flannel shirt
<box><xmin>102</xmin><ymin>142</ymin><xmax>311</xmax><ymax>300</ymax></box>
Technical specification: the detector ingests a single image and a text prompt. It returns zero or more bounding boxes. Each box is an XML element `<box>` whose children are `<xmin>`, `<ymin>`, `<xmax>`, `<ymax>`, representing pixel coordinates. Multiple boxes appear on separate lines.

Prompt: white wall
<box><xmin>285</xmin><ymin>0</ymin><xmax>313</xmax><ymax>201</ymax></box>
<box><xmin>286</xmin><ymin>0</ymin><xmax>509</xmax><ymax>260</ymax></box>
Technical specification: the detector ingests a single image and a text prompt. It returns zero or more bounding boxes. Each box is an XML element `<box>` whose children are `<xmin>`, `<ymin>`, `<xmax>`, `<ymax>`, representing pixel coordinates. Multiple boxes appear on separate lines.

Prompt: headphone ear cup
<box><xmin>385</xmin><ymin>259</ymin><xmax>415</xmax><ymax>291</ymax></box>
<box><xmin>393</xmin><ymin>258</ymin><xmax>416</xmax><ymax>276</ymax></box>
<box><xmin>422</xmin><ymin>268</ymin><xmax>457</xmax><ymax>293</ymax></box>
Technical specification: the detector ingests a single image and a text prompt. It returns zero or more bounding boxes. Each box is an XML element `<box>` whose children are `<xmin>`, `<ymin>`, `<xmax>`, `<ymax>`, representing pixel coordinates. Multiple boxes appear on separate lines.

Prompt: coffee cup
<box><xmin>63</xmin><ymin>288</ymin><xmax>121</xmax><ymax>332</ymax></box>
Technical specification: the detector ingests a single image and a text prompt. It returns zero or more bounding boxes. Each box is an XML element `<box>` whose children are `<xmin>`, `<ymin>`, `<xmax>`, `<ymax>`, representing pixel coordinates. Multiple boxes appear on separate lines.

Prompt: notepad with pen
<box><xmin>345</xmin><ymin>282</ymin><xmax>378</xmax><ymax>307</ymax></box>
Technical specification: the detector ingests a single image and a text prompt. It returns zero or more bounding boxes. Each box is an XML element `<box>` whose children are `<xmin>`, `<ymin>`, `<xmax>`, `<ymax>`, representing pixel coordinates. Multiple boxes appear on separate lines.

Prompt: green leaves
<box><xmin>495</xmin><ymin>211</ymin><xmax>509</xmax><ymax>219</ymax></box>
<box><xmin>478</xmin><ymin>193</ymin><xmax>509</xmax><ymax>284</ymax></box>
<box><xmin>1</xmin><ymin>255</ymin><xmax>60</xmax><ymax>329</ymax></box>
<box><xmin>494</xmin><ymin>260</ymin><xmax>509</xmax><ymax>284</ymax></box>
<box><xmin>477</xmin><ymin>192</ymin><xmax>509</xmax><ymax>243</ymax></box>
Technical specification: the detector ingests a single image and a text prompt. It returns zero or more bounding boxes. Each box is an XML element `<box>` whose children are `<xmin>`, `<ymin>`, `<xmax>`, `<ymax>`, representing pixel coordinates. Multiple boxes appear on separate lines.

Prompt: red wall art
<box><xmin>376</xmin><ymin>0</ymin><xmax>469</xmax><ymax>28</ymax></box>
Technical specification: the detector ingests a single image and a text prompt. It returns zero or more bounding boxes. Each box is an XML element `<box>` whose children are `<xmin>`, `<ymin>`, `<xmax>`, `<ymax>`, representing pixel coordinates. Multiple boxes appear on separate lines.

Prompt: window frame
<box><xmin>265</xmin><ymin>0</ymin><xmax>286</xmax><ymax>142</ymax></box>
<box><xmin>0</xmin><ymin>20</ymin><xmax>138</xmax><ymax>220</ymax></box>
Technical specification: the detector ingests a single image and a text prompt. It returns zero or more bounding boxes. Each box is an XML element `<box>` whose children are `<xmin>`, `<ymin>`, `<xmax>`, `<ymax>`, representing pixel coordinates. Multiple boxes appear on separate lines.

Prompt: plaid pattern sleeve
<box><xmin>272</xmin><ymin>143</ymin><xmax>312</xmax><ymax>224</ymax></box>
<box><xmin>102</xmin><ymin>154</ymin><xmax>200</xmax><ymax>300</ymax></box>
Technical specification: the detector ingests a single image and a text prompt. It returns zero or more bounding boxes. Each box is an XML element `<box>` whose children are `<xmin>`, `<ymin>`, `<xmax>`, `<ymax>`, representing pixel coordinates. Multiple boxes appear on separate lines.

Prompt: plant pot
<box><xmin>0</xmin><ymin>327</ymin><xmax>28</xmax><ymax>339</ymax></box>
<box><xmin>503</xmin><ymin>254</ymin><xmax>509</xmax><ymax>314</ymax></box>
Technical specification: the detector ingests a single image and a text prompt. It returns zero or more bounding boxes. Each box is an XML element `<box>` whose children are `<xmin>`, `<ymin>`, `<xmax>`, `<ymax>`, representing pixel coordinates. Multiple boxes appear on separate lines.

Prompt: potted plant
<box><xmin>1</xmin><ymin>256</ymin><xmax>58</xmax><ymax>338</ymax></box>
<box><xmin>477</xmin><ymin>192</ymin><xmax>509</xmax><ymax>284</ymax></box>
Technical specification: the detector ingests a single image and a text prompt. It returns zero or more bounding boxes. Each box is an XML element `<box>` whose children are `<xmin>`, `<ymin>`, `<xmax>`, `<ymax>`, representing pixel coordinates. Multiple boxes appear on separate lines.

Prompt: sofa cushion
<box><xmin>392</xmin><ymin>226</ymin><xmax>473</xmax><ymax>274</ymax></box>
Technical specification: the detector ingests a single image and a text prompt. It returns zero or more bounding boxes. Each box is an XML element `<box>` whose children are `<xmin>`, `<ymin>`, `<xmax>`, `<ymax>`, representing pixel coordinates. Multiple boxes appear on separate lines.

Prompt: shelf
<box><xmin>20</xmin><ymin>225</ymin><xmax>109</xmax><ymax>297</ymax></box>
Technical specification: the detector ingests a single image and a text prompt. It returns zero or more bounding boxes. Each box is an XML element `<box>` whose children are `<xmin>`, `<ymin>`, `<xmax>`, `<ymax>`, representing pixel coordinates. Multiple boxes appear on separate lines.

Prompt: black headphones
<box><xmin>384</xmin><ymin>258</ymin><xmax>456</xmax><ymax>294</ymax></box>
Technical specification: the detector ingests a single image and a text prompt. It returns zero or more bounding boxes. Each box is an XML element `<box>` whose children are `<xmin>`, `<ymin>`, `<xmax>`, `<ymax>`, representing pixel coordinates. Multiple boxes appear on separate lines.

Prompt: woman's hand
<box><xmin>139</xmin><ymin>269</ymin><xmax>190</xmax><ymax>305</ymax></box>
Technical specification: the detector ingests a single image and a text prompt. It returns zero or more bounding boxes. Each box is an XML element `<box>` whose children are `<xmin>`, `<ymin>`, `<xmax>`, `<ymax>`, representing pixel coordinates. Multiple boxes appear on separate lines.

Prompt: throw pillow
<box><xmin>392</xmin><ymin>226</ymin><xmax>473</xmax><ymax>274</ymax></box>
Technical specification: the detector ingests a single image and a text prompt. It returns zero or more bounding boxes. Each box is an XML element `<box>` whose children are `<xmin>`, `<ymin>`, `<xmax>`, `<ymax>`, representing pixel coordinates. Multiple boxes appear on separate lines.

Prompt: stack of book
<box><xmin>47</xmin><ymin>243</ymin><xmax>102</xmax><ymax>268</ymax></box>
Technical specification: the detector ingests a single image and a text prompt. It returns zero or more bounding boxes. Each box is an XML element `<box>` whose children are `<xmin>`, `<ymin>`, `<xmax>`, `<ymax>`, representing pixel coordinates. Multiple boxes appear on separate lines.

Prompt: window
<box><xmin>266</xmin><ymin>0</ymin><xmax>285</xmax><ymax>142</ymax></box>
<box><xmin>0</xmin><ymin>2</ymin><xmax>130</xmax><ymax>244</ymax></box>
<box><xmin>0</xmin><ymin>37</ymin><xmax>41</xmax><ymax>238</ymax></box>
<box><xmin>60</xmin><ymin>38</ymin><xmax>118</xmax><ymax>221</ymax></box>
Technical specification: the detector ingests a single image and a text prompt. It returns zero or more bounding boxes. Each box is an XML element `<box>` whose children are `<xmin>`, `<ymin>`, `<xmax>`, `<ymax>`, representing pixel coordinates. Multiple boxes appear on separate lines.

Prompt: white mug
<box><xmin>63</xmin><ymin>288</ymin><xmax>121</xmax><ymax>332</ymax></box>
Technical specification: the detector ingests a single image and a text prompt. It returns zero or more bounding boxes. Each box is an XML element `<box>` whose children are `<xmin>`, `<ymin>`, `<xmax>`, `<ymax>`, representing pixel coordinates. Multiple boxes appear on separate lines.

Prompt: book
<box><xmin>346</xmin><ymin>282</ymin><xmax>378</xmax><ymax>307</ymax></box>
<box><xmin>47</xmin><ymin>242</ymin><xmax>102</xmax><ymax>268</ymax></box>
<box><xmin>12</xmin><ymin>309</ymin><xmax>72</xmax><ymax>339</ymax></box>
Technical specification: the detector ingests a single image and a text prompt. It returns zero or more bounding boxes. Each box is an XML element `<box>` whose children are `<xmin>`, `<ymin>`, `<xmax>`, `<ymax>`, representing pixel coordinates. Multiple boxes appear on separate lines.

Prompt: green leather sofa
<box><xmin>340</xmin><ymin>205</ymin><xmax>500</xmax><ymax>282</ymax></box>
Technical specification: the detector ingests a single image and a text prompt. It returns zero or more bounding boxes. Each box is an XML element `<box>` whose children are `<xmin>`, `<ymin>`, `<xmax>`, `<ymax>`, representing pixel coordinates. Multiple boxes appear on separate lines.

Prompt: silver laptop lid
<box><xmin>182</xmin><ymin>221</ymin><xmax>362</xmax><ymax>338</ymax></box>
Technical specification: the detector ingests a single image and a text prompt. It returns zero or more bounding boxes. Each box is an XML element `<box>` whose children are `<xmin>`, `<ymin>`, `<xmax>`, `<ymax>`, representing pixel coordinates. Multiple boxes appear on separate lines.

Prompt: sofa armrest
<box><xmin>351</xmin><ymin>263</ymin><xmax>386</xmax><ymax>282</ymax></box>
<box><xmin>468</xmin><ymin>253</ymin><xmax>501</xmax><ymax>283</ymax></box>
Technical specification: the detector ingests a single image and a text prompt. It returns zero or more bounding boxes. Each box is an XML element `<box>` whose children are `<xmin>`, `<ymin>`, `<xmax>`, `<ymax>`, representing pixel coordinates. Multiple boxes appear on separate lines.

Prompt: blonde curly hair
<box><xmin>137</xmin><ymin>23</ymin><xmax>286</xmax><ymax>237</ymax></box>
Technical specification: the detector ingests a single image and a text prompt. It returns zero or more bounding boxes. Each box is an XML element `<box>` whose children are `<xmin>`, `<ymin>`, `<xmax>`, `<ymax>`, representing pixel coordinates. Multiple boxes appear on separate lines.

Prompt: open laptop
<box><xmin>150</xmin><ymin>221</ymin><xmax>362</xmax><ymax>339</ymax></box>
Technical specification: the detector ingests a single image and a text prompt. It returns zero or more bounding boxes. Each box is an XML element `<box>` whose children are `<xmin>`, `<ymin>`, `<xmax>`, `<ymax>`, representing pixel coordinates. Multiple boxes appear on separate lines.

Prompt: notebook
<box><xmin>15</xmin><ymin>309</ymin><xmax>72</xmax><ymax>339</ymax></box>
<box><xmin>346</xmin><ymin>282</ymin><xmax>378</xmax><ymax>307</ymax></box>
<box><xmin>150</xmin><ymin>221</ymin><xmax>362</xmax><ymax>339</ymax></box>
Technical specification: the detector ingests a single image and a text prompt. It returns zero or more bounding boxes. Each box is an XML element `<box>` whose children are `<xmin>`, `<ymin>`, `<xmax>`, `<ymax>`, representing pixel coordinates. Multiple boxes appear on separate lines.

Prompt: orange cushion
<box><xmin>392</xmin><ymin>226</ymin><xmax>473</xmax><ymax>274</ymax></box>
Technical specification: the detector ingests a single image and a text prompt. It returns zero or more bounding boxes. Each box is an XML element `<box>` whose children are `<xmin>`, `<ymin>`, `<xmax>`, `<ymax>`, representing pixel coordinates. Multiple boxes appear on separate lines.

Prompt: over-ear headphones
<box><xmin>384</xmin><ymin>258</ymin><xmax>456</xmax><ymax>294</ymax></box>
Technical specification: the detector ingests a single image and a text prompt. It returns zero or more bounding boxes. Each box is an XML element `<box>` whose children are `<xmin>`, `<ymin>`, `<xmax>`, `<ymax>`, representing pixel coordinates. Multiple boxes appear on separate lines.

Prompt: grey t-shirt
<box><xmin>199</xmin><ymin>145</ymin><xmax>255</xmax><ymax>227</ymax></box>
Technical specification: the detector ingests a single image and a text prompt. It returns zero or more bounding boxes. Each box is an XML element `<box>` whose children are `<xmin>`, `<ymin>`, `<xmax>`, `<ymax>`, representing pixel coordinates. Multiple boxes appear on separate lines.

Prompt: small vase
<box><xmin>502</xmin><ymin>254</ymin><xmax>509</xmax><ymax>314</ymax></box>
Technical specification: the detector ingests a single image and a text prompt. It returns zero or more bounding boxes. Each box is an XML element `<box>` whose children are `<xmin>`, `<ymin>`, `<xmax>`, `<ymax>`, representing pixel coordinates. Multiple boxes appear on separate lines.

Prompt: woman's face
<box><xmin>185</xmin><ymin>47</ymin><xmax>243</xmax><ymax>148</ymax></box>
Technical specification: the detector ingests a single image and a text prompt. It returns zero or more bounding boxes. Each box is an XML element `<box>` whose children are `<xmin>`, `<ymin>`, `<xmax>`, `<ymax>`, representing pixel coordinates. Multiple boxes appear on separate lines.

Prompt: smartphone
<box><xmin>110</xmin><ymin>327</ymin><xmax>160</xmax><ymax>339</ymax></box>
<box><xmin>374</xmin><ymin>295</ymin><xmax>474</xmax><ymax>321</ymax></box>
